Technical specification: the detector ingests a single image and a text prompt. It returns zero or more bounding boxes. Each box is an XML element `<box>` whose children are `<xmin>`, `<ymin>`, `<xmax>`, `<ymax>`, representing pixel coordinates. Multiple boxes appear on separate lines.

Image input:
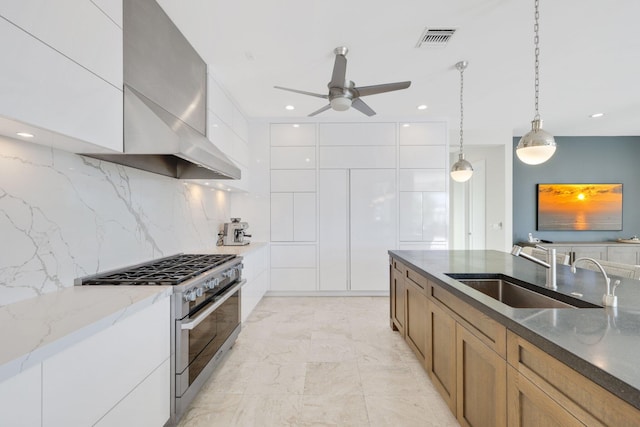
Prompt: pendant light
<box><xmin>516</xmin><ymin>0</ymin><xmax>556</xmax><ymax>165</ymax></box>
<box><xmin>450</xmin><ymin>60</ymin><xmax>473</xmax><ymax>183</ymax></box>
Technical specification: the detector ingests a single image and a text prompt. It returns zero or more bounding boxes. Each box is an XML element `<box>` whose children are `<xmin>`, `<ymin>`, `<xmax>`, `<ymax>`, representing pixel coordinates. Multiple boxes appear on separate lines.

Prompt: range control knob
<box><xmin>195</xmin><ymin>287</ymin><xmax>204</xmax><ymax>297</ymax></box>
<box><xmin>210</xmin><ymin>278</ymin><xmax>220</xmax><ymax>289</ymax></box>
<box><xmin>183</xmin><ymin>290</ymin><xmax>197</xmax><ymax>302</ymax></box>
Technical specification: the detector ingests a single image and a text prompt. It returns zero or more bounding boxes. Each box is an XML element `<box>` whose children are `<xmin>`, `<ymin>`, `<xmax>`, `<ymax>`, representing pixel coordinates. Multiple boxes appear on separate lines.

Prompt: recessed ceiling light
<box><xmin>417</xmin><ymin>105</ymin><xmax>428</xmax><ymax>110</ymax></box>
<box><xmin>402</xmin><ymin>123</ymin><xmax>411</xmax><ymax>128</ymax></box>
<box><xmin>16</xmin><ymin>132</ymin><xmax>34</xmax><ymax>138</ymax></box>
<box><xmin>285</xmin><ymin>105</ymin><xmax>295</xmax><ymax>111</ymax></box>
<box><xmin>590</xmin><ymin>112</ymin><xmax>605</xmax><ymax>118</ymax></box>
<box><xmin>292</xmin><ymin>124</ymin><xmax>300</xmax><ymax>128</ymax></box>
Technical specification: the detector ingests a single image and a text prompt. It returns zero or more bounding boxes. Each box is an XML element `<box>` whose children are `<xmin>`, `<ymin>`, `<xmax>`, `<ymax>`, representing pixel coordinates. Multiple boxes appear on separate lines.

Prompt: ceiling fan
<box><xmin>274</xmin><ymin>46</ymin><xmax>411</xmax><ymax>117</ymax></box>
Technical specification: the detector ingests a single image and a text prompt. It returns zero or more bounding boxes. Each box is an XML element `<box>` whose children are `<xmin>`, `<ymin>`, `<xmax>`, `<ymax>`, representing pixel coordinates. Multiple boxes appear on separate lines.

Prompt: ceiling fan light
<box><xmin>450</xmin><ymin>153</ymin><xmax>474</xmax><ymax>182</ymax></box>
<box><xmin>330</xmin><ymin>97</ymin><xmax>352</xmax><ymax>111</ymax></box>
<box><xmin>516</xmin><ymin>118</ymin><xmax>557</xmax><ymax>165</ymax></box>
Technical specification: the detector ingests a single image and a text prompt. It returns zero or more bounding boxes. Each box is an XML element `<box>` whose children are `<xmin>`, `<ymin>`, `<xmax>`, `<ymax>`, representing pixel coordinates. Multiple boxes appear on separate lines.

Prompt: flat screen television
<box><xmin>537</xmin><ymin>183</ymin><xmax>623</xmax><ymax>231</ymax></box>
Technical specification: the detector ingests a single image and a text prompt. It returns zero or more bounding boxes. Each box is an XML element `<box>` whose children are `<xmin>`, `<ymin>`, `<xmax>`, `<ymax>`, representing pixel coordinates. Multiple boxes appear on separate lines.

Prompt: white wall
<box><xmin>0</xmin><ymin>136</ymin><xmax>230</xmax><ymax>307</ymax></box>
<box><xmin>448</xmin><ymin>129</ymin><xmax>513</xmax><ymax>251</ymax></box>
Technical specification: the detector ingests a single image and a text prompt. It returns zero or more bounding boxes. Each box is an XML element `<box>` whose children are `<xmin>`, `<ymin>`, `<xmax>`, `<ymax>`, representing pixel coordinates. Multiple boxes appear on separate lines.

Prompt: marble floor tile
<box><xmin>178</xmin><ymin>296</ymin><xmax>459</xmax><ymax>427</ymax></box>
<box><xmin>244</xmin><ymin>361</ymin><xmax>307</xmax><ymax>395</ymax></box>
<box><xmin>299</xmin><ymin>394</ymin><xmax>370</xmax><ymax>426</ymax></box>
<box><xmin>303</xmin><ymin>362</ymin><xmax>363</xmax><ymax>396</ymax></box>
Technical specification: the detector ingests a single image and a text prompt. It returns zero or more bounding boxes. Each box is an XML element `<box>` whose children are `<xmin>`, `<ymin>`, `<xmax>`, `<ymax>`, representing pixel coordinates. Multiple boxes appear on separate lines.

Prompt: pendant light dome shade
<box><xmin>450</xmin><ymin>153</ymin><xmax>473</xmax><ymax>182</ymax></box>
<box><xmin>516</xmin><ymin>118</ymin><xmax>556</xmax><ymax>165</ymax></box>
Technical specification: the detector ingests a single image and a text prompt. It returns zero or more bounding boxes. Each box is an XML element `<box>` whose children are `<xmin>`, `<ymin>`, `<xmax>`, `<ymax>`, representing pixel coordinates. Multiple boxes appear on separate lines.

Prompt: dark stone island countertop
<box><xmin>389</xmin><ymin>249</ymin><xmax>640</xmax><ymax>410</ymax></box>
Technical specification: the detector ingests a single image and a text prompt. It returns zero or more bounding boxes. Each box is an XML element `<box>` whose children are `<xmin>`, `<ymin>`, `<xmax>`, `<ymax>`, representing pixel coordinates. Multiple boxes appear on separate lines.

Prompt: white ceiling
<box><xmin>158</xmin><ymin>0</ymin><xmax>640</xmax><ymax>137</ymax></box>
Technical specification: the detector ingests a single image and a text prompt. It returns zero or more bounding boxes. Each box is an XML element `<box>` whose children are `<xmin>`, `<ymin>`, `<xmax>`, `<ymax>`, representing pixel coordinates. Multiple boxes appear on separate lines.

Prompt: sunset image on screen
<box><xmin>537</xmin><ymin>184</ymin><xmax>623</xmax><ymax>231</ymax></box>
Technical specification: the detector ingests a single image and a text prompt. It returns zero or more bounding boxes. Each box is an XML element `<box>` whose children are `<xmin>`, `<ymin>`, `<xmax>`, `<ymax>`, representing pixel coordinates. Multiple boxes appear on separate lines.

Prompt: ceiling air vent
<box><xmin>416</xmin><ymin>28</ymin><xmax>457</xmax><ymax>48</ymax></box>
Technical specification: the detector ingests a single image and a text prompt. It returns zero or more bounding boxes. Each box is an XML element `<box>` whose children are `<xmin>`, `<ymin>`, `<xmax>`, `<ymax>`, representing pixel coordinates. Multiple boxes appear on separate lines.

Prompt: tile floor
<box><xmin>177</xmin><ymin>296</ymin><xmax>460</xmax><ymax>427</ymax></box>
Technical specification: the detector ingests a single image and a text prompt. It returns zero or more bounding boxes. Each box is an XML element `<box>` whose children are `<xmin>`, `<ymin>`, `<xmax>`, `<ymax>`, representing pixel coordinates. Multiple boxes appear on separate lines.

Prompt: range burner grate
<box><xmin>82</xmin><ymin>254</ymin><xmax>236</xmax><ymax>286</ymax></box>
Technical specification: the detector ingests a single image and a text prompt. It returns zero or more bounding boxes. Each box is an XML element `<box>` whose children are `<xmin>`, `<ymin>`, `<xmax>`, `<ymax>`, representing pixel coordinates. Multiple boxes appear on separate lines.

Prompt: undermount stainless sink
<box><xmin>446</xmin><ymin>275</ymin><xmax>601</xmax><ymax>309</ymax></box>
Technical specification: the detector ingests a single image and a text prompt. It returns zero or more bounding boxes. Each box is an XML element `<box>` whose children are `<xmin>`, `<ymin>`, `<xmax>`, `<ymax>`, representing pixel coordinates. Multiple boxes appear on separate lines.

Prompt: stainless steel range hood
<box><xmin>84</xmin><ymin>0</ymin><xmax>240</xmax><ymax>180</ymax></box>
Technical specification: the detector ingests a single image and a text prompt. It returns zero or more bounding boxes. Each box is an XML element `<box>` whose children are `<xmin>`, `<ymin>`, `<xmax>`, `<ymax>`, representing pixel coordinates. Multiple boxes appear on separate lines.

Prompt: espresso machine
<box><xmin>222</xmin><ymin>218</ymin><xmax>251</xmax><ymax>246</ymax></box>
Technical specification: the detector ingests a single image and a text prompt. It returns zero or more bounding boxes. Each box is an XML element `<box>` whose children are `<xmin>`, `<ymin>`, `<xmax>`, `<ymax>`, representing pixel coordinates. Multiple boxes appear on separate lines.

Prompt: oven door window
<box><xmin>185</xmin><ymin>290</ymin><xmax>239</xmax><ymax>386</ymax></box>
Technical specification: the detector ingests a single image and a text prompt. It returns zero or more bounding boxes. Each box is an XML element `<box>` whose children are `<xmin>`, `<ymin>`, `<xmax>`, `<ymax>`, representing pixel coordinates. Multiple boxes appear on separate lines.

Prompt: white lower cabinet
<box><xmin>241</xmin><ymin>245</ymin><xmax>269</xmax><ymax>322</ymax></box>
<box><xmin>42</xmin><ymin>298</ymin><xmax>170</xmax><ymax>427</ymax></box>
<box><xmin>95</xmin><ymin>359</ymin><xmax>170</xmax><ymax>427</ymax></box>
<box><xmin>0</xmin><ymin>363</ymin><xmax>42</xmax><ymax>427</ymax></box>
<box><xmin>270</xmin><ymin>244</ymin><xmax>317</xmax><ymax>291</ymax></box>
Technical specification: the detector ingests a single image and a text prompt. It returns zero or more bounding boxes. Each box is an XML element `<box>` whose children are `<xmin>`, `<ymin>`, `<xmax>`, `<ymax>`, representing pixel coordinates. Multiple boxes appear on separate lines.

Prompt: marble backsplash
<box><xmin>0</xmin><ymin>136</ymin><xmax>230</xmax><ymax>307</ymax></box>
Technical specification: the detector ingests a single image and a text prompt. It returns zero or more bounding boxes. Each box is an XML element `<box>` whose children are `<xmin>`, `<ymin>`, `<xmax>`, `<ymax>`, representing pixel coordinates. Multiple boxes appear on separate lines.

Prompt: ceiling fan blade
<box><xmin>274</xmin><ymin>86</ymin><xmax>328</xmax><ymax>99</ymax></box>
<box><xmin>351</xmin><ymin>98</ymin><xmax>376</xmax><ymax>117</ymax></box>
<box><xmin>329</xmin><ymin>53</ymin><xmax>347</xmax><ymax>88</ymax></box>
<box><xmin>308</xmin><ymin>104</ymin><xmax>332</xmax><ymax>117</ymax></box>
<box><xmin>354</xmin><ymin>81</ymin><xmax>411</xmax><ymax>97</ymax></box>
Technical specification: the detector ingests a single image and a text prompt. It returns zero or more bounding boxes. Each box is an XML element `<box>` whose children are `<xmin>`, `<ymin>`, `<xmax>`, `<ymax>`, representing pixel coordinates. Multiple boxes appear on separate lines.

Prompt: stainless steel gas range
<box><xmin>76</xmin><ymin>253</ymin><xmax>244</xmax><ymax>425</ymax></box>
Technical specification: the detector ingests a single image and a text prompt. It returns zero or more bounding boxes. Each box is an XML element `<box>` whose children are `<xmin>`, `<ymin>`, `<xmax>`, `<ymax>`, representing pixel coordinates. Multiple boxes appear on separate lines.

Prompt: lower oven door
<box><xmin>175</xmin><ymin>280</ymin><xmax>243</xmax><ymax>399</ymax></box>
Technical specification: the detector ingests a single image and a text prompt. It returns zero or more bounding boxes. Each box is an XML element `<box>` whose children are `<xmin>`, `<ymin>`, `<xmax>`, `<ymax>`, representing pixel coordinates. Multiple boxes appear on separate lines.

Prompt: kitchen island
<box><xmin>389</xmin><ymin>249</ymin><xmax>640</xmax><ymax>427</ymax></box>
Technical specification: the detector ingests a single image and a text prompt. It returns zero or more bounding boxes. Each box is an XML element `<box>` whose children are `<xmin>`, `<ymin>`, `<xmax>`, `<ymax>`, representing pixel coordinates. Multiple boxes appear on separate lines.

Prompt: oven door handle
<box><xmin>180</xmin><ymin>280</ymin><xmax>245</xmax><ymax>331</ymax></box>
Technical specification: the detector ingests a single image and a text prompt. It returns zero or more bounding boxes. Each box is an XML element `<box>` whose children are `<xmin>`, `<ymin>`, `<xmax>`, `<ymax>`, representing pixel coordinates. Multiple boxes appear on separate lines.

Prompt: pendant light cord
<box><xmin>459</xmin><ymin>63</ymin><xmax>464</xmax><ymax>154</ymax></box>
<box><xmin>534</xmin><ymin>0</ymin><xmax>540</xmax><ymax>120</ymax></box>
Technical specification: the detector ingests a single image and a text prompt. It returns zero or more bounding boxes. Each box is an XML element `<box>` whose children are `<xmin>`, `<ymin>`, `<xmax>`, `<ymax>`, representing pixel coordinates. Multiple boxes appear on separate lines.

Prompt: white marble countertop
<box><xmin>0</xmin><ymin>285</ymin><xmax>172</xmax><ymax>383</ymax></box>
<box><xmin>201</xmin><ymin>241</ymin><xmax>268</xmax><ymax>256</ymax></box>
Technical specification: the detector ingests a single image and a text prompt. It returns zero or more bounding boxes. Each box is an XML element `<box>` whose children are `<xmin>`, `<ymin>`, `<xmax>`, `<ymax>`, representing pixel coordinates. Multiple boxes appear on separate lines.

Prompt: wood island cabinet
<box><xmin>404</xmin><ymin>267</ymin><xmax>428</xmax><ymax>362</ymax></box>
<box><xmin>390</xmin><ymin>258</ymin><xmax>405</xmax><ymax>335</ymax></box>
<box><xmin>389</xmin><ymin>254</ymin><xmax>640</xmax><ymax>427</ymax></box>
<box><xmin>426</xmin><ymin>299</ymin><xmax>457</xmax><ymax>412</ymax></box>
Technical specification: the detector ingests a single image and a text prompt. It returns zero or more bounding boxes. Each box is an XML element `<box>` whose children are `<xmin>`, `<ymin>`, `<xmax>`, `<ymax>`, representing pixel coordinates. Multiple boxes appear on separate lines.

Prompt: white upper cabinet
<box><xmin>271</xmin><ymin>147</ymin><xmax>316</xmax><ymax>169</ymax></box>
<box><xmin>0</xmin><ymin>1</ymin><xmax>123</xmax><ymax>152</ymax></box>
<box><xmin>399</xmin><ymin>122</ymin><xmax>447</xmax><ymax>145</ymax></box>
<box><xmin>399</xmin><ymin>169</ymin><xmax>446</xmax><ymax>192</ymax></box>
<box><xmin>271</xmin><ymin>124</ymin><xmax>316</xmax><ymax>146</ymax></box>
<box><xmin>399</xmin><ymin>145</ymin><xmax>446</xmax><ymax>169</ymax></box>
<box><xmin>319</xmin><ymin>123</ymin><xmax>395</xmax><ymax>146</ymax></box>
<box><xmin>0</xmin><ymin>0</ymin><xmax>123</xmax><ymax>86</ymax></box>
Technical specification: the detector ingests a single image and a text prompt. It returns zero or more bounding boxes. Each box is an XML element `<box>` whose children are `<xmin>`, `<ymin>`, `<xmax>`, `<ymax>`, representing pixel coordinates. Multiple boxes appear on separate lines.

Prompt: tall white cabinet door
<box><xmin>319</xmin><ymin>170</ymin><xmax>349</xmax><ymax>291</ymax></box>
<box><xmin>350</xmin><ymin>169</ymin><xmax>397</xmax><ymax>291</ymax></box>
<box><xmin>293</xmin><ymin>193</ymin><xmax>316</xmax><ymax>241</ymax></box>
<box><xmin>270</xmin><ymin>193</ymin><xmax>293</xmax><ymax>241</ymax></box>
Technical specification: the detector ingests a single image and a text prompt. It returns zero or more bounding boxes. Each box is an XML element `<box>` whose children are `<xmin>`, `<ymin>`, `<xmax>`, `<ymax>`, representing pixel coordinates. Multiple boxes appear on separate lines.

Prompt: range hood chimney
<box><xmin>83</xmin><ymin>0</ymin><xmax>240</xmax><ymax>180</ymax></box>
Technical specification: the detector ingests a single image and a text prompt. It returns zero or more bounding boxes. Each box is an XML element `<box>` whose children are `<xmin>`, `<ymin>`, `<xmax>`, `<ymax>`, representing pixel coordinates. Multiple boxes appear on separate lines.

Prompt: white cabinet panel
<box><xmin>0</xmin><ymin>20</ymin><xmax>123</xmax><ymax>152</ymax></box>
<box><xmin>271</xmin><ymin>123</ymin><xmax>316</xmax><ymax>146</ymax></box>
<box><xmin>42</xmin><ymin>298</ymin><xmax>169</xmax><ymax>427</ymax></box>
<box><xmin>319</xmin><ymin>123</ymin><xmax>395</xmax><ymax>146</ymax></box>
<box><xmin>0</xmin><ymin>0</ymin><xmax>123</xmax><ymax>86</ymax></box>
<box><xmin>0</xmin><ymin>363</ymin><xmax>41</xmax><ymax>427</ymax></box>
<box><xmin>294</xmin><ymin>193</ymin><xmax>316</xmax><ymax>241</ymax></box>
<box><xmin>399</xmin><ymin>146</ymin><xmax>446</xmax><ymax>169</ymax></box>
<box><xmin>319</xmin><ymin>146</ymin><xmax>396</xmax><ymax>169</ymax></box>
<box><xmin>399</xmin><ymin>191</ymin><xmax>448</xmax><ymax>242</ymax></box>
<box><xmin>207</xmin><ymin>77</ymin><xmax>234</xmax><ymax>127</ymax></box>
<box><xmin>241</xmin><ymin>246</ymin><xmax>269</xmax><ymax>322</ymax></box>
<box><xmin>350</xmin><ymin>169</ymin><xmax>396</xmax><ymax>291</ymax></box>
<box><xmin>319</xmin><ymin>170</ymin><xmax>349</xmax><ymax>291</ymax></box>
<box><xmin>91</xmin><ymin>0</ymin><xmax>123</xmax><ymax>27</ymax></box>
<box><xmin>271</xmin><ymin>170</ymin><xmax>316</xmax><ymax>192</ymax></box>
<box><xmin>207</xmin><ymin>111</ymin><xmax>235</xmax><ymax>158</ymax></box>
<box><xmin>271</xmin><ymin>245</ymin><xmax>317</xmax><ymax>268</ymax></box>
<box><xmin>399</xmin><ymin>169</ymin><xmax>446</xmax><ymax>192</ymax></box>
<box><xmin>399</xmin><ymin>122</ymin><xmax>447</xmax><ymax>145</ymax></box>
<box><xmin>270</xmin><ymin>193</ymin><xmax>293</xmax><ymax>241</ymax></box>
<box><xmin>399</xmin><ymin>192</ymin><xmax>424</xmax><ymax>242</ymax></box>
<box><xmin>270</xmin><ymin>268</ymin><xmax>317</xmax><ymax>291</ymax></box>
<box><xmin>95</xmin><ymin>359</ymin><xmax>169</xmax><ymax>427</ymax></box>
<box><xmin>423</xmin><ymin>192</ymin><xmax>448</xmax><ymax>242</ymax></box>
<box><xmin>232</xmin><ymin>106</ymin><xmax>249</xmax><ymax>142</ymax></box>
<box><xmin>399</xmin><ymin>242</ymin><xmax>449</xmax><ymax>250</ymax></box>
<box><xmin>271</xmin><ymin>147</ymin><xmax>316</xmax><ymax>169</ymax></box>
